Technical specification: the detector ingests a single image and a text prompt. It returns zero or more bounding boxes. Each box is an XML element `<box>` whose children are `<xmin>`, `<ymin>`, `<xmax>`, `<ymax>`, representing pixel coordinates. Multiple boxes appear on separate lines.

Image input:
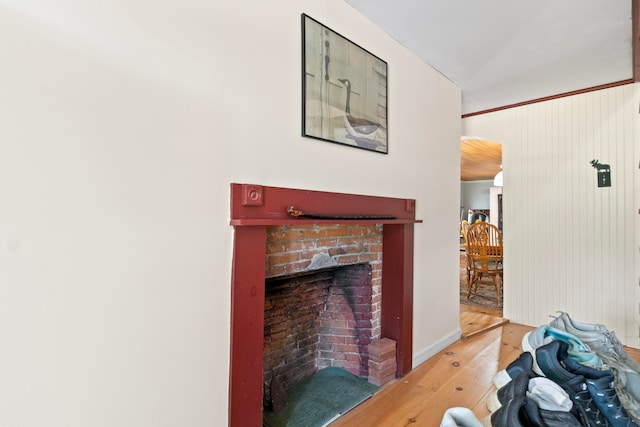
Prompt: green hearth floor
<box><xmin>263</xmin><ymin>367</ymin><xmax>379</xmax><ymax>427</ymax></box>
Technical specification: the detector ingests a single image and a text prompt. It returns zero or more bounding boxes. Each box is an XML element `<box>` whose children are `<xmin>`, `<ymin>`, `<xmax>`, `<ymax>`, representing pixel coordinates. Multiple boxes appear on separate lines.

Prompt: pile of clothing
<box><xmin>440</xmin><ymin>312</ymin><xmax>640</xmax><ymax>427</ymax></box>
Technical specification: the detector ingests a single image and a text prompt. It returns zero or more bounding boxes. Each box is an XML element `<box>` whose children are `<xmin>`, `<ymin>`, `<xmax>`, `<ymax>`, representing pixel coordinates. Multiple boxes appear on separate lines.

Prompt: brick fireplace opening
<box><xmin>263</xmin><ymin>262</ymin><xmax>374</xmax><ymax>405</ymax></box>
<box><xmin>229</xmin><ymin>184</ymin><xmax>420</xmax><ymax>426</ymax></box>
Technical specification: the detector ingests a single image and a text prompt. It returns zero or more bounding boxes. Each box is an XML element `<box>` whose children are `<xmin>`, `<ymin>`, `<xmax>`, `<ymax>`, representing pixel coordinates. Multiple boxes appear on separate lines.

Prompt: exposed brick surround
<box><xmin>263</xmin><ymin>225</ymin><xmax>382</xmax><ymax>398</ymax></box>
<box><xmin>265</xmin><ymin>224</ymin><xmax>383</xmax><ymax>279</ymax></box>
<box><xmin>266</xmin><ymin>224</ymin><xmax>382</xmax><ymax>335</ymax></box>
<box><xmin>324</xmin><ymin>265</ymin><xmax>375</xmax><ymax>374</ymax></box>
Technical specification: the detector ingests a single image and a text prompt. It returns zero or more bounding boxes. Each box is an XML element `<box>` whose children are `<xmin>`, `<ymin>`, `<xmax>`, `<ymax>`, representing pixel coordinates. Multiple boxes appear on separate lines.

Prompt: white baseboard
<box><xmin>412</xmin><ymin>328</ymin><xmax>462</xmax><ymax>369</ymax></box>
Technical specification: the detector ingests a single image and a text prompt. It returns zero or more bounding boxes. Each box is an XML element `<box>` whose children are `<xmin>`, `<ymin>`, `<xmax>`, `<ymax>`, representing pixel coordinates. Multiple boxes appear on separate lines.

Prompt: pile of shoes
<box><xmin>440</xmin><ymin>311</ymin><xmax>640</xmax><ymax>427</ymax></box>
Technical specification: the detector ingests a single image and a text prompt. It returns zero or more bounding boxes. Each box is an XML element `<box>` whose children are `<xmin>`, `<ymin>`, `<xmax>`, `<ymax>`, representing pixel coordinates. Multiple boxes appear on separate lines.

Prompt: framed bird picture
<box><xmin>301</xmin><ymin>14</ymin><xmax>388</xmax><ymax>154</ymax></box>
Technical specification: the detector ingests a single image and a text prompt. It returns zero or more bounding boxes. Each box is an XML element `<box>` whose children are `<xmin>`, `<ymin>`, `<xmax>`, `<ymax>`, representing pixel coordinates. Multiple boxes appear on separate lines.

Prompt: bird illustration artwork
<box><xmin>337</xmin><ymin>78</ymin><xmax>385</xmax><ymax>148</ymax></box>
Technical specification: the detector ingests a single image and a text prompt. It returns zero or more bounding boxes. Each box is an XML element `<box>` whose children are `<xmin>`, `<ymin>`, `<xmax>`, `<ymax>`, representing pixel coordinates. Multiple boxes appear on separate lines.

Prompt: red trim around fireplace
<box><xmin>228</xmin><ymin>183</ymin><xmax>421</xmax><ymax>426</ymax></box>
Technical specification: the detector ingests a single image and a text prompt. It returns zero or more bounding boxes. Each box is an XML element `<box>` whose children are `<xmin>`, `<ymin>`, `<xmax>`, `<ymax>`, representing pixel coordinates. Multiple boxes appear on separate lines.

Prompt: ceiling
<box><xmin>460</xmin><ymin>139</ymin><xmax>502</xmax><ymax>181</ymax></box>
<box><xmin>345</xmin><ymin>0</ymin><xmax>634</xmax><ymax>116</ymax></box>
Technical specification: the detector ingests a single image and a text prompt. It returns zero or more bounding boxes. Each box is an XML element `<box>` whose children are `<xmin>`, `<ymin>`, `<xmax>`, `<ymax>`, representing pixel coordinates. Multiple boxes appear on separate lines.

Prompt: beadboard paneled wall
<box><xmin>463</xmin><ymin>83</ymin><xmax>640</xmax><ymax>348</ymax></box>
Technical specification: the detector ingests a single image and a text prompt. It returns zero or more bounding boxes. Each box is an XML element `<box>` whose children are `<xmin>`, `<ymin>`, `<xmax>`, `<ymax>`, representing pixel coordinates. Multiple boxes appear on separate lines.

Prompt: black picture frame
<box><xmin>302</xmin><ymin>14</ymin><xmax>388</xmax><ymax>154</ymax></box>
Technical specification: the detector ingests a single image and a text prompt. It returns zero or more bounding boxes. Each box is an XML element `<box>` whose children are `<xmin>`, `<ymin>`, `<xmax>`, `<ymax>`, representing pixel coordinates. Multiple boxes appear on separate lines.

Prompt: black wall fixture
<box><xmin>590</xmin><ymin>159</ymin><xmax>611</xmax><ymax>187</ymax></box>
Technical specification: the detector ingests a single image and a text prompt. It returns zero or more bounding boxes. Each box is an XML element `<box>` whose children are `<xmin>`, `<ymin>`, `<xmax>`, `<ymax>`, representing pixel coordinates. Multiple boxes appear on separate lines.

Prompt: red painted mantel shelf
<box><xmin>231</xmin><ymin>218</ymin><xmax>421</xmax><ymax>226</ymax></box>
<box><xmin>230</xmin><ymin>183</ymin><xmax>422</xmax><ymax>226</ymax></box>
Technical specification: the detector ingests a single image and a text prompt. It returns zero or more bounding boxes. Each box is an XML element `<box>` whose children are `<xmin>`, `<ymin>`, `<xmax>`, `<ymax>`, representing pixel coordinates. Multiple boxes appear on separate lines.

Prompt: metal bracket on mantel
<box><xmin>287</xmin><ymin>206</ymin><xmax>396</xmax><ymax>220</ymax></box>
<box><xmin>287</xmin><ymin>206</ymin><xmax>396</xmax><ymax>219</ymax></box>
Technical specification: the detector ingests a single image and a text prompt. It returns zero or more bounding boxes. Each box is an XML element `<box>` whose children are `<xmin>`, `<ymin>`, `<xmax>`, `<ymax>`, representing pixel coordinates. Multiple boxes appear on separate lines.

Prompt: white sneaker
<box><xmin>526</xmin><ymin>377</ymin><xmax>572</xmax><ymax>412</ymax></box>
<box><xmin>440</xmin><ymin>407</ymin><xmax>484</xmax><ymax>427</ymax></box>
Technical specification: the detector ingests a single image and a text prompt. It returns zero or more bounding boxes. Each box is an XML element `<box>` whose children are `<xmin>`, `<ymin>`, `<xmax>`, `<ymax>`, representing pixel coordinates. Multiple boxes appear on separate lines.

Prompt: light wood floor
<box><xmin>460</xmin><ymin>304</ymin><xmax>507</xmax><ymax>339</ymax></box>
<box><xmin>331</xmin><ymin>322</ymin><xmax>640</xmax><ymax>427</ymax></box>
<box><xmin>458</xmin><ymin>251</ymin><xmax>506</xmax><ymax>339</ymax></box>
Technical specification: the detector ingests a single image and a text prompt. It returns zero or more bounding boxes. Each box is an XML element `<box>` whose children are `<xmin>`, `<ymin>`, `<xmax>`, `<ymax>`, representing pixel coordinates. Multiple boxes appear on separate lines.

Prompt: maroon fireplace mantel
<box><xmin>228</xmin><ymin>183</ymin><xmax>421</xmax><ymax>426</ymax></box>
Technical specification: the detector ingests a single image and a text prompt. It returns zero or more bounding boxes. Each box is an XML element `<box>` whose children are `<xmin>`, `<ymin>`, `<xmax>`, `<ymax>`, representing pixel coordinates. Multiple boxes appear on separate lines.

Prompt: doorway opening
<box><xmin>459</xmin><ymin>137</ymin><xmax>505</xmax><ymax>336</ymax></box>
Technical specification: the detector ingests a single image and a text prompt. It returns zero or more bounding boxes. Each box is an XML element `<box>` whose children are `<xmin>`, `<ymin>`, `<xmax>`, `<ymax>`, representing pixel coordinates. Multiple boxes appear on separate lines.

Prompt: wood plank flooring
<box><xmin>460</xmin><ymin>304</ymin><xmax>508</xmax><ymax>339</ymax></box>
<box><xmin>330</xmin><ymin>322</ymin><xmax>640</xmax><ymax>427</ymax></box>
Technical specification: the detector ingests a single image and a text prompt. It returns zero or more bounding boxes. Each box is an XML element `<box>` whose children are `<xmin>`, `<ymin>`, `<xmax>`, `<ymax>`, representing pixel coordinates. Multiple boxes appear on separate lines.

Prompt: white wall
<box><xmin>461</xmin><ymin>180</ymin><xmax>493</xmax><ymax>212</ymax></box>
<box><xmin>463</xmin><ymin>84</ymin><xmax>640</xmax><ymax>348</ymax></box>
<box><xmin>0</xmin><ymin>1</ymin><xmax>462</xmax><ymax>425</ymax></box>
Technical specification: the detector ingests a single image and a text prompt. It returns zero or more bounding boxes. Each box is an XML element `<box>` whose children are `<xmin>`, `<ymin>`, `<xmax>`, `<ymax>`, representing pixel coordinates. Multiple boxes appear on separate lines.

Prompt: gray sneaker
<box><xmin>550</xmin><ymin>311</ymin><xmax>640</xmax><ymax>373</ymax></box>
<box><xmin>606</xmin><ymin>362</ymin><xmax>640</xmax><ymax>425</ymax></box>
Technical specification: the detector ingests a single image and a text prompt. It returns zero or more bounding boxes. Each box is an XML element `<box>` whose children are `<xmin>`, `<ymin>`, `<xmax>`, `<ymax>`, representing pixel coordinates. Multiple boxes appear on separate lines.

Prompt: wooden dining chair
<box><xmin>465</xmin><ymin>221</ymin><xmax>503</xmax><ymax>305</ymax></box>
<box><xmin>459</xmin><ymin>220</ymin><xmax>470</xmax><ymax>250</ymax></box>
<box><xmin>459</xmin><ymin>220</ymin><xmax>471</xmax><ymax>287</ymax></box>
